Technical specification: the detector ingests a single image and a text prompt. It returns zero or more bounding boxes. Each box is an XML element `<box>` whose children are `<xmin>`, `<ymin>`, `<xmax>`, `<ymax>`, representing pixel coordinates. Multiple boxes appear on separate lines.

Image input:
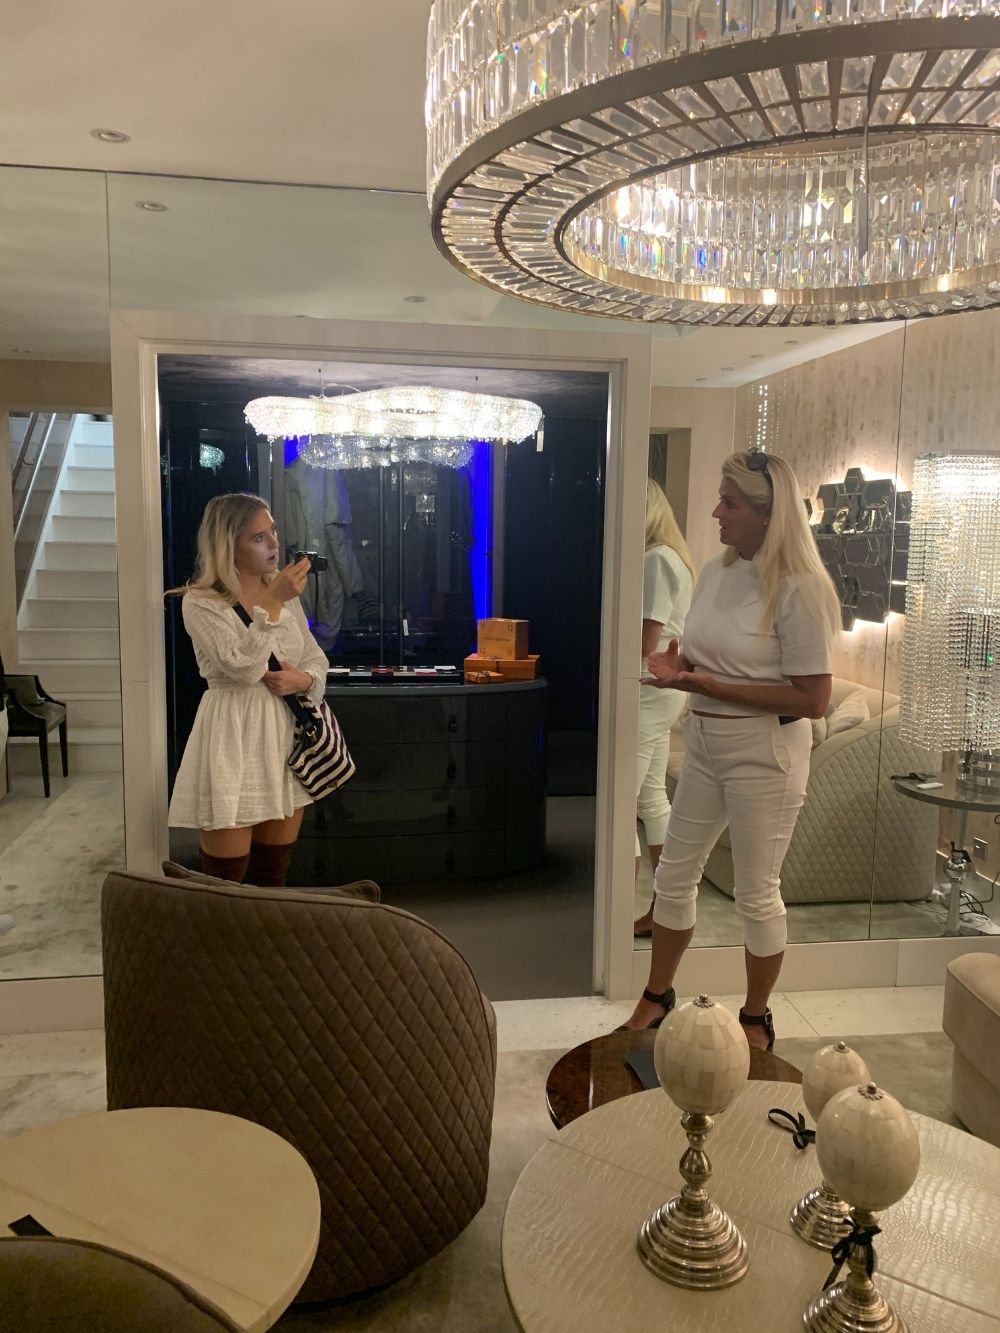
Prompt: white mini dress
<box><xmin>167</xmin><ymin>592</ymin><xmax>330</xmax><ymax>831</ymax></box>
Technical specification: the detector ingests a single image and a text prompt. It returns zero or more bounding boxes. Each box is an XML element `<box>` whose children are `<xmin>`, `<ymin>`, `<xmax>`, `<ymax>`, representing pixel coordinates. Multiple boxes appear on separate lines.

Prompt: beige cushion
<box><xmin>0</xmin><ymin>1236</ymin><xmax>241</xmax><ymax>1331</ymax></box>
<box><xmin>826</xmin><ymin>688</ymin><xmax>870</xmax><ymax>738</ymax></box>
<box><xmin>943</xmin><ymin>954</ymin><xmax>1000</xmax><ymax>1147</ymax></box>
<box><xmin>161</xmin><ymin>859</ymin><xmax>380</xmax><ymax>903</ymax></box>
<box><xmin>944</xmin><ymin>953</ymin><xmax>1000</xmax><ymax>1091</ymax></box>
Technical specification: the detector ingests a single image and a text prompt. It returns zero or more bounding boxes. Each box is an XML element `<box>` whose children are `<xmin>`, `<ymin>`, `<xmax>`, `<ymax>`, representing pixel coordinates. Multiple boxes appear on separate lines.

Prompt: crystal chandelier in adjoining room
<box><xmin>426</xmin><ymin>1</ymin><xmax>1000</xmax><ymax>325</ymax></box>
<box><xmin>899</xmin><ymin>452</ymin><xmax>1000</xmax><ymax>790</ymax></box>
<box><xmin>245</xmin><ymin>385</ymin><xmax>543</xmax><ymax>469</ymax></box>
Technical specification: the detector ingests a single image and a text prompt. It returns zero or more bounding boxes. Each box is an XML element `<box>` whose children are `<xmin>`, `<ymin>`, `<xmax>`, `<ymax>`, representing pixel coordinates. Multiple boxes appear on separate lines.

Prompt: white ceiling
<box><xmin>0</xmin><ymin>0</ymin><xmax>899</xmax><ymax>383</ymax></box>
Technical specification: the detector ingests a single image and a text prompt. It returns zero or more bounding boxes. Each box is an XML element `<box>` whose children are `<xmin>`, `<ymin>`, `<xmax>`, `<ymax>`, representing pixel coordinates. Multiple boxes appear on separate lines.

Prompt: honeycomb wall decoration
<box><xmin>810</xmin><ymin>468</ymin><xmax>911</xmax><ymax>631</ymax></box>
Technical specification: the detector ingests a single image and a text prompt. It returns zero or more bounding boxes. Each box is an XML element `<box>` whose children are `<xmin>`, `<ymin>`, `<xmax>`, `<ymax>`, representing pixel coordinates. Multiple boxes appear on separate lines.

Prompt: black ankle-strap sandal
<box><xmin>641</xmin><ymin>986</ymin><xmax>676</xmax><ymax>1029</ymax></box>
<box><xmin>616</xmin><ymin>986</ymin><xmax>676</xmax><ymax>1033</ymax></box>
<box><xmin>739</xmin><ymin>1007</ymin><xmax>775</xmax><ymax>1052</ymax></box>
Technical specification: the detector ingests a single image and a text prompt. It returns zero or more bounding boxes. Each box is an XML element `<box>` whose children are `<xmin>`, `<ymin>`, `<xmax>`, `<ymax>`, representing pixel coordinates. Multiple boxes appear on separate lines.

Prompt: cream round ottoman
<box><xmin>943</xmin><ymin>952</ymin><xmax>1000</xmax><ymax>1148</ymax></box>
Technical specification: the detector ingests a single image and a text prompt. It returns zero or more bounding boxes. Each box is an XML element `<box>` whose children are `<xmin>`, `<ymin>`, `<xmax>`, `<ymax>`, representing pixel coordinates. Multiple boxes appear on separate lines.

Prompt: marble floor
<box><xmin>0</xmin><ymin>986</ymin><xmax>956</xmax><ymax>1331</ymax></box>
<box><xmin>0</xmin><ymin>771</ymin><xmax>124</xmax><ymax>980</ymax></box>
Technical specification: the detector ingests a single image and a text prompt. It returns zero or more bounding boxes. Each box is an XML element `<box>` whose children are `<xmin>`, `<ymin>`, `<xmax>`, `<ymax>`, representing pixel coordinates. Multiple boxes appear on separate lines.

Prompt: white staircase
<box><xmin>12</xmin><ymin>418</ymin><xmax>122</xmax><ymax>776</ymax></box>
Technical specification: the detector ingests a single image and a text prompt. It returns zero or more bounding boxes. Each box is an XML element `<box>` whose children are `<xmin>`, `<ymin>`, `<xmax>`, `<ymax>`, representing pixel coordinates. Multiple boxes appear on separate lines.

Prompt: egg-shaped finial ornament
<box><xmin>816</xmin><ymin>1082</ymin><xmax>921</xmax><ymax>1213</ymax></box>
<box><xmin>653</xmin><ymin>994</ymin><xmax>750</xmax><ymax>1115</ymax></box>
<box><xmin>802</xmin><ymin>1041</ymin><xmax>871</xmax><ymax>1122</ymax></box>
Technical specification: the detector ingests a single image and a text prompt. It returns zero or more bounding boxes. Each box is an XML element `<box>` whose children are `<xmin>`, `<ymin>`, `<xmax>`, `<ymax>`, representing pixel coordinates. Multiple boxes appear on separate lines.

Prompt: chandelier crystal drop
<box><xmin>301</xmin><ymin>436</ymin><xmax>476</xmax><ymax>470</ymax></box>
<box><xmin>426</xmin><ymin>0</ymin><xmax>1000</xmax><ymax>324</ymax></box>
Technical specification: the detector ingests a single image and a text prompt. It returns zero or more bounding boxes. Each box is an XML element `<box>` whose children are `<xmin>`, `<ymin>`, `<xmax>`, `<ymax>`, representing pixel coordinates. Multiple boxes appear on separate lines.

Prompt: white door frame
<box><xmin>109</xmin><ymin>308</ymin><xmax>654</xmax><ymax>1002</ymax></box>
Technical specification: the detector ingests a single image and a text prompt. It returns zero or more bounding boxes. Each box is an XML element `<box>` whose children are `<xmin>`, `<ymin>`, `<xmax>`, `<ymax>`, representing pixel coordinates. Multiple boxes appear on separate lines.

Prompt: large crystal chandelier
<box><xmin>426</xmin><ymin>2</ymin><xmax>1000</xmax><ymax>325</ymax></box>
<box><xmin>245</xmin><ymin>385</ymin><xmax>543</xmax><ymax>470</ymax></box>
<box><xmin>899</xmin><ymin>452</ymin><xmax>1000</xmax><ymax>790</ymax></box>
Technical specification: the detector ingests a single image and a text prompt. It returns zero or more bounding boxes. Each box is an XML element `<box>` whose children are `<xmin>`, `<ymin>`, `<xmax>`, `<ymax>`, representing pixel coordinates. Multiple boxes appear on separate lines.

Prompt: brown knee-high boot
<box><xmin>246</xmin><ymin>841</ymin><xmax>295</xmax><ymax>887</ymax></box>
<box><xmin>199</xmin><ymin>851</ymin><xmax>250</xmax><ymax>883</ymax></box>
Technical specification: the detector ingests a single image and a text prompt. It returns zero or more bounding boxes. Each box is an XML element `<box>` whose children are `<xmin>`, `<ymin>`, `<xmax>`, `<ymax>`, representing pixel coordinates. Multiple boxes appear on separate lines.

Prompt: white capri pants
<box><xmin>636</xmin><ymin>687</ymin><xmax>687</xmax><ymax>856</ymax></box>
<box><xmin>651</xmin><ymin>712</ymin><xmax>811</xmax><ymax>957</ymax></box>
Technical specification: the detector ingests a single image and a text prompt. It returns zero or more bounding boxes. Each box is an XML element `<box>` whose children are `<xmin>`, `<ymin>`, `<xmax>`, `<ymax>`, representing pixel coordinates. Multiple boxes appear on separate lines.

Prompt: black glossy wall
<box><xmin>503</xmin><ymin>417</ymin><xmax>605</xmax><ymax>795</ymax></box>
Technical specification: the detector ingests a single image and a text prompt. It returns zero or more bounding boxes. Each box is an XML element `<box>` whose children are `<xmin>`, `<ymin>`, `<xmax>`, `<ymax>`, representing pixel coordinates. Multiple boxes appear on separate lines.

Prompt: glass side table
<box><xmin>891</xmin><ymin>773</ymin><xmax>1000</xmax><ymax>936</ymax></box>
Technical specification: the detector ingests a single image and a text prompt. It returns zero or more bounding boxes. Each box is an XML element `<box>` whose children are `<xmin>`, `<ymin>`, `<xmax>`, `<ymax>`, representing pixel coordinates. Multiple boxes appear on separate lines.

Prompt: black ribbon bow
<box><xmin>823</xmin><ymin>1221</ymin><xmax>882</xmax><ymax>1290</ymax></box>
<box><xmin>767</xmin><ymin>1107</ymin><xmax>815</xmax><ymax>1150</ymax></box>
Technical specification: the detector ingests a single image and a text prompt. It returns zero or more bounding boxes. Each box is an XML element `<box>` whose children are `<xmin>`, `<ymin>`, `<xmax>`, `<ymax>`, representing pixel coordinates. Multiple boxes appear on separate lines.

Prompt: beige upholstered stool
<box><xmin>943</xmin><ymin>952</ymin><xmax>1000</xmax><ymax>1148</ymax></box>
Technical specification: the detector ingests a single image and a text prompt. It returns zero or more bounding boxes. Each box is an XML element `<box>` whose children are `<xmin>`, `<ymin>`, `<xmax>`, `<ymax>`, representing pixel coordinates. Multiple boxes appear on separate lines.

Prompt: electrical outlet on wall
<box><xmin>974</xmin><ymin>838</ymin><xmax>989</xmax><ymax>862</ymax></box>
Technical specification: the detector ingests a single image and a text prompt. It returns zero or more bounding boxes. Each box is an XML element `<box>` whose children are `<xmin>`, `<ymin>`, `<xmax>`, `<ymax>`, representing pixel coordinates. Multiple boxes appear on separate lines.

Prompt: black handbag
<box><xmin>232</xmin><ymin>602</ymin><xmax>355</xmax><ymax>799</ymax></box>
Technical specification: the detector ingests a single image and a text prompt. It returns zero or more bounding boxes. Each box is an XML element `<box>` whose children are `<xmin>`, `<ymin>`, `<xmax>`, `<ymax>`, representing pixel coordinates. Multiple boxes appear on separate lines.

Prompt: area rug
<box><xmin>0</xmin><ymin>1030</ymin><xmax>959</xmax><ymax>1332</ymax></box>
<box><xmin>276</xmin><ymin>1031</ymin><xmax>958</xmax><ymax>1331</ymax></box>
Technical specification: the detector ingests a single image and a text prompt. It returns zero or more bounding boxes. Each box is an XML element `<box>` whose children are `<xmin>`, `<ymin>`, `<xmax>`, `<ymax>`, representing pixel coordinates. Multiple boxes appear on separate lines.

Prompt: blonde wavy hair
<box><xmin>645</xmin><ymin>478</ymin><xmax>696</xmax><ymax>581</ymax></box>
<box><xmin>168</xmin><ymin>493</ymin><xmax>274</xmax><ymax>604</ymax></box>
<box><xmin>721</xmin><ymin>452</ymin><xmax>841</xmax><ymax>646</ymax></box>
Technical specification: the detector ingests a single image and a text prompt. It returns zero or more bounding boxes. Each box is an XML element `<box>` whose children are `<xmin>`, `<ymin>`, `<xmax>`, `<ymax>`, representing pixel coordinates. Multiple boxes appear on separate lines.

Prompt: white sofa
<box><xmin>665</xmin><ymin>679</ymin><xmax>938</xmax><ymax>905</ymax></box>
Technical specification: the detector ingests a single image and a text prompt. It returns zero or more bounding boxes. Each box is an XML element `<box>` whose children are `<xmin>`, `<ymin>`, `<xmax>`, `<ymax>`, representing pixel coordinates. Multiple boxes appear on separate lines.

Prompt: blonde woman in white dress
<box><xmin>168</xmin><ymin>493</ymin><xmax>329</xmax><ymax>886</ymax></box>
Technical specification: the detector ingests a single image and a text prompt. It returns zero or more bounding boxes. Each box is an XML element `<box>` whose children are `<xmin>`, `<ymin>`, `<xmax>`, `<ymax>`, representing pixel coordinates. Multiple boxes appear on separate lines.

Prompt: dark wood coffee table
<box><xmin>546</xmin><ymin>1029</ymin><xmax>801</xmax><ymax>1129</ymax></box>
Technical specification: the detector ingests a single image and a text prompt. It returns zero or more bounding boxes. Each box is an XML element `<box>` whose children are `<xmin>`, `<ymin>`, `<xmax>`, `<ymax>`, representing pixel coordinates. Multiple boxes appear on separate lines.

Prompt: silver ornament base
<box><xmin>790</xmin><ymin>1178</ymin><xmax>853</xmax><ymax>1251</ymax></box>
<box><xmin>636</xmin><ymin>1108</ymin><xmax>748</xmax><ymax>1291</ymax></box>
<box><xmin>803</xmin><ymin>1281</ymin><xmax>909</xmax><ymax>1333</ymax></box>
<box><xmin>803</xmin><ymin>1208</ymin><xmax>907</xmax><ymax>1333</ymax></box>
<box><xmin>637</xmin><ymin>1194</ymin><xmax>748</xmax><ymax>1289</ymax></box>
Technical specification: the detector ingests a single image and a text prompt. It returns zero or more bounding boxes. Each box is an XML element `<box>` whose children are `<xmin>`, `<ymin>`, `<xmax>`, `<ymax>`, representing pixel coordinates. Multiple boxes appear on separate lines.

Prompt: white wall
<box><xmin>650</xmin><ymin>385</ymin><xmax>736</xmax><ymax>571</ymax></box>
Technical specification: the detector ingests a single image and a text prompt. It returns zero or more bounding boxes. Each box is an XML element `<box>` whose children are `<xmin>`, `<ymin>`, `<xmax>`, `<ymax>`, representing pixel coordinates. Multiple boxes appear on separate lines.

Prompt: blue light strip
<box><xmin>466</xmin><ymin>440</ymin><xmax>492</xmax><ymax>623</ymax></box>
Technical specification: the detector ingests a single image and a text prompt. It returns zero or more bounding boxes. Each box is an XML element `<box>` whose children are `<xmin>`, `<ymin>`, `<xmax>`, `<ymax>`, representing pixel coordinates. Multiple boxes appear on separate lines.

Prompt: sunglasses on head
<box><xmin>746</xmin><ymin>448</ymin><xmax>773</xmax><ymax>485</ymax></box>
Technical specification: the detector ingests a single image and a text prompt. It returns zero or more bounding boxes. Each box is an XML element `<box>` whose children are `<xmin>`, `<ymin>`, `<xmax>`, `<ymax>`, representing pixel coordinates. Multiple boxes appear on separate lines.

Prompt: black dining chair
<box><xmin>0</xmin><ymin>649</ymin><xmax>68</xmax><ymax>797</ymax></box>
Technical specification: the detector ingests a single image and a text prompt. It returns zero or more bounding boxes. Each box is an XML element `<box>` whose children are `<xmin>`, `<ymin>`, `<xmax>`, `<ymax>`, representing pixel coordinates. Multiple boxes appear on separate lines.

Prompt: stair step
<box><xmin>36</xmin><ymin>569</ymin><xmax>118</xmax><ymax>598</ymax></box>
<box><xmin>7</xmin><ymin>728</ymin><xmax>122</xmax><ymax>776</ymax></box>
<box><xmin>51</xmin><ymin>514</ymin><xmax>116</xmax><ymax>542</ymax></box>
<box><xmin>19</xmin><ymin>627</ymin><xmax>120</xmax><ymax>660</ymax></box>
<box><xmin>59</xmin><ymin>491</ymin><xmax>116</xmax><ymax>518</ymax></box>
<box><xmin>20</xmin><ymin>597</ymin><xmax>119</xmax><ymax>629</ymax></box>
<box><xmin>12</xmin><ymin>659</ymin><xmax>120</xmax><ymax>694</ymax></box>
<box><xmin>73</xmin><ymin>421</ymin><xmax>114</xmax><ymax>446</ymax></box>
<box><xmin>58</xmin><ymin>693</ymin><xmax>123</xmax><ymax>727</ymax></box>
<box><xmin>64</xmin><ymin>467</ymin><xmax>116</xmax><ymax>494</ymax></box>
<box><xmin>43</xmin><ymin>541</ymin><xmax>116</xmax><ymax>571</ymax></box>
<box><xmin>71</xmin><ymin>443</ymin><xmax>114</xmax><ymax>470</ymax></box>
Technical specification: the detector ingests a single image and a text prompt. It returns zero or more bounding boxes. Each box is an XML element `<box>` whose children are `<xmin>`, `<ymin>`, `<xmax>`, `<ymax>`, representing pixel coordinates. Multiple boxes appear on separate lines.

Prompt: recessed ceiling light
<box><xmin>404</xmin><ymin>295</ymin><xmax>427</xmax><ymax>304</ymax></box>
<box><xmin>135</xmin><ymin>200</ymin><xmax>168</xmax><ymax>212</ymax></box>
<box><xmin>784</xmin><ymin>339</ymin><xmax>800</xmax><ymax>345</ymax></box>
<box><xmin>695</xmin><ymin>376</ymin><xmax>708</xmax><ymax>382</ymax></box>
<box><xmin>750</xmin><ymin>353</ymin><xmax>765</xmax><ymax>359</ymax></box>
<box><xmin>91</xmin><ymin>128</ymin><xmax>130</xmax><ymax>144</ymax></box>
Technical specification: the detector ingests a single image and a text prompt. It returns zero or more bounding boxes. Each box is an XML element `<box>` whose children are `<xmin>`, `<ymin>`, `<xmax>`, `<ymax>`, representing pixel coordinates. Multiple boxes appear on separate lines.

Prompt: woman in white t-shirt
<box><xmin>633</xmin><ymin>480</ymin><xmax>694</xmax><ymax>937</ymax></box>
<box><xmin>625</xmin><ymin>450</ymin><xmax>840</xmax><ymax>1048</ymax></box>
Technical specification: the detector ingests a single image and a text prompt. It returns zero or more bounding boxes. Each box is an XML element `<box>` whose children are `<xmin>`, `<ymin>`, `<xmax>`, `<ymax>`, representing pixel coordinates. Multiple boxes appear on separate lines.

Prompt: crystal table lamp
<box><xmin>899</xmin><ymin>452</ymin><xmax>1000</xmax><ymax>794</ymax></box>
<box><xmin>636</xmin><ymin>994</ymin><xmax>750</xmax><ymax>1291</ymax></box>
<box><xmin>803</xmin><ymin>1082</ymin><xmax>921</xmax><ymax>1333</ymax></box>
<box><xmin>791</xmin><ymin>1042</ymin><xmax>871</xmax><ymax>1251</ymax></box>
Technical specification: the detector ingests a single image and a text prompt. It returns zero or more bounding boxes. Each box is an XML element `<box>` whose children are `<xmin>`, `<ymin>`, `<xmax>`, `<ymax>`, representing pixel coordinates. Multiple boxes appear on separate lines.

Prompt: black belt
<box><xmin>778</xmin><ymin>715</ymin><xmax>797</xmax><ymax>725</ymax></box>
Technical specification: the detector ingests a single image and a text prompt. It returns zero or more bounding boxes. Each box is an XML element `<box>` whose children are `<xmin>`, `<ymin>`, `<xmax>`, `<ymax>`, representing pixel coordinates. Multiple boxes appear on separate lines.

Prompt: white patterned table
<box><xmin>0</xmin><ymin>1107</ymin><xmax>320</xmax><ymax>1331</ymax></box>
<box><xmin>503</xmin><ymin>1081</ymin><xmax>1000</xmax><ymax>1333</ymax></box>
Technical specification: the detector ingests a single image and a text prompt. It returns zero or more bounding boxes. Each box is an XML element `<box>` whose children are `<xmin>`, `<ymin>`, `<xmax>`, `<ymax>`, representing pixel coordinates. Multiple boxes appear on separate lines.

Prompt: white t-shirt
<box><xmin>681</xmin><ymin>555</ymin><xmax>832</xmax><ymax>716</ymax></box>
<box><xmin>642</xmin><ymin>544</ymin><xmax>693</xmax><ymax>673</ymax></box>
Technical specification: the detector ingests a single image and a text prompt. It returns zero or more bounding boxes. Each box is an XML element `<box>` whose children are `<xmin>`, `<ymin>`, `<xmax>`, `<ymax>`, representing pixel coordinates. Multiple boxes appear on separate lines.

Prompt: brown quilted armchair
<box><xmin>102</xmin><ymin>868</ymin><xmax>497</xmax><ymax>1303</ymax></box>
